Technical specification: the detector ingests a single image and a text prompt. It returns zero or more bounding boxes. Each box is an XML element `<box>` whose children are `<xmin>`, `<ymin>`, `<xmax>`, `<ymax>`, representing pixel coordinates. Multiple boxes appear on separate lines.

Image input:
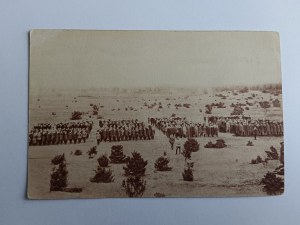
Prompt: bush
<box><xmin>123</xmin><ymin>151</ymin><xmax>148</xmax><ymax>177</ymax></box>
<box><xmin>64</xmin><ymin>187</ymin><xmax>83</xmax><ymax>193</ymax></box>
<box><xmin>154</xmin><ymin>156</ymin><xmax>172</xmax><ymax>171</ymax></box>
<box><xmin>109</xmin><ymin>145</ymin><xmax>127</xmax><ymax>164</ymax></box>
<box><xmin>50</xmin><ymin>154</ymin><xmax>68</xmax><ymax>191</ymax></box>
<box><xmin>182</xmin><ymin>167</ymin><xmax>193</xmax><ymax>181</ymax></box>
<box><xmin>51</xmin><ymin>154</ymin><xmax>66</xmax><ymax>165</ymax></box>
<box><xmin>205</xmin><ymin>139</ymin><xmax>227</xmax><ymax>148</ymax></box>
<box><xmin>74</xmin><ymin>150</ymin><xmax>82</xmax><ymax>156</ymax></box>
<box><xmin>246</xmin><ymin>141</ymin><xmax>254</xmax><ymax>146</ymax></box>
<box><xmin>265</xmin><ymin>146</ymin><xmax>279</xmax><ymax>160</ymax></box>
<box><xmin>97</xmin><ymin>154</ymin><xmax>109</xmax><ymax>167</ymax></box>
<box><xmin>154</xmin><ymin>192</ymin><xmax>165</xmax><ymax>197</ymax></box>
<box><xmin>274</xmin><ymin>164</ymin><xmax>284</xmax><ymax>176</ymax></box>
<box><xmin>261</xmin><ymin>172</ymin><xmax>284</xmax><ymax>195</ymax></box>
<box><xmin>90</xmin><ymin>167</ymin><xmax>114</xmax><ymax>183</ymax></box>
<box><xmin>70</xmin><ymin>111</ymin><xmax>82</xmax><ymax>120</ymax></box>
<box><xmin>182</xmin><ymin>148</ymin><xmax>192</xmax><ymax>162</ymax></box>
<box><xmin>231</xmin><ymin>105</ymin><xmax>244</xmax><ymax>115</ymax></box>
<box><xmin>184</xmin><ymin>138</ymin><xmax>200</xmax><ymax>152</ymax></box>
<box><xmin>122</xmin><ymin>176</ymin><xmax>146</xmax><ymax>197</ymax></box>
<box><xmin>259</xmin><ymin>101</ymin><xmax>271</xmax><ymax>109</ymax></box>
<box><xmin>250</xmin><ymin>155</ymin><xmax>264</xmax><ymax>164</ymax></box>
<box><xmin>87</xmin><ymin>146</ymin><xmax>97</xmax><ymax>158</ymax></box>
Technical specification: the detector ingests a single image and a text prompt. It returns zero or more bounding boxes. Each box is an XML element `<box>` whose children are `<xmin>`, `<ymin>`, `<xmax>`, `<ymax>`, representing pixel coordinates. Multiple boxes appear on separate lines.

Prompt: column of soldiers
<box><xmin>207</xmin><ymin>116</ymin><xmax>284</xmax><ymax>137</ymax></box>
<box><xmin>95</xmin><ymin>119</ymin><xmax>155</xmax><ymax>144</ymax></box>
<box><xmin>28</xmin><ymin>121</ymin><xmax>93</xmax><ymax>146</ymax></box>
<box><xmin>149</xmin><ymin>117</ymin><xmax>219</xmax><ymax>138</ymax></box>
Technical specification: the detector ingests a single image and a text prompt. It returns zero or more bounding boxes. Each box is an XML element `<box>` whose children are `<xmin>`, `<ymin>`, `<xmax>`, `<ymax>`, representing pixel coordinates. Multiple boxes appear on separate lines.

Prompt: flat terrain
<box><xmin>28</xmin><ymin>88</ymin><xmax>283</xmax><ymax>198</ymax></box>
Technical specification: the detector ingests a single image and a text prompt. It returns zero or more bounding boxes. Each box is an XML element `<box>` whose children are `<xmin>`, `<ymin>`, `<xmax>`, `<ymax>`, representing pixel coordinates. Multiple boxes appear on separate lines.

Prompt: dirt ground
<box><xmin>28</xmin><ymin>88</ymin><xmax>283</xmax><ymax>198</ymax></box>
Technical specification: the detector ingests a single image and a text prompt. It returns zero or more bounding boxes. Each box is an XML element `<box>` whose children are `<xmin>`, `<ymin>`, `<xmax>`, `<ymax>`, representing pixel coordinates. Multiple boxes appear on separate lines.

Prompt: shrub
<box><xmin>70</xmin><ymin>111</ymin><xmax>82</xmax><ymax>120</ymax></box>
<box><xmin>90</xmin><ymin>166</ymin><xmax>114</xmax><ymax>183</ymax></box>
<box><xmin>246</xmin><ymin>141</ymin><xmax>254</xmax><ymax>146</ymax></box>
<box><xmin>122</xmin><ymin>176</ymin><xmax>146</xmax><ymax>197</ymax></box>
<box><xmin>182</xmin><ymin>167</ymin><xmax>193</xmax><ymax>181</ymax></box>
<box><xmin>274</xmin><ymin>164</ymin><xmax>284</xmax><ymax>176</ymax></box>
<box><xmin>109</xmin><ymin>145</ymin><xmax>127</xmax><ymax>164</ymax></box>
<box><xmin>259</xmin><ymin>101</ymin><xmax>271</xmax><ymax>109</ymax></box>
<box><xmin>97</xmin><ymin>154</ymin><xmax>109</xmax><ymax>167</ymax></box>
<box><xmin>184</xmin><ymin>139</ymin><xmax>200</xmax><ymax>152</ymax></box>
<box><xmin>182</xmin><ymin>148</ymin><xmax>192</xmax><ymax>162</ymax></box>
<box><xmin>74</xmin><ymin>150</ymin><xmax>82</xmax><ymax>156</ymax></box>
<box><xmin>50</xmin><ymin>154</ymin><xmax>68</xmax><ymax>191</ymax></box>
<box><xmin>204</xmin><ymin>139</ymin><xmax>227</xmax><ymax>148</ymax></box>
<box><xmin>265</xmin><ymin>146</ymin><xmax>279</xmax><ymax>160</ymax></box>
<box><xmin>250</xmin><ymin>155</ymin><xmax>264</xmax><ymax>164</ymax></box>
<box><xmin>154</xmin><ymin>156</ymin><xmax>172</xmax><ymax>171</ymax></box>
<box><xmin>123</xmin><ymin>151</ymin><xmax>148</xmax><ymax>177</ymax></box>
<box><xmin>51</xmin><ymin>154</ymin><xmax>66</xmax><ymax>165</ymax></box>
<box><xmin>154</xmin><ymin>192</ymin><xmax>165</xmax><ymax>197</ymax></box>
<box><xmin>87</xmin><ymin>146</ymin><xmax>97</xmax><ymax>158</ymax></box>
<box><xmin>64</xmin><ymin>187</ymin><xmax>83</xmax><ymax>193</ymax></box>
<box><xmin>261</xmin><ymin>172</ymin><xmax>284</xmax><ymax>195</ymax></box>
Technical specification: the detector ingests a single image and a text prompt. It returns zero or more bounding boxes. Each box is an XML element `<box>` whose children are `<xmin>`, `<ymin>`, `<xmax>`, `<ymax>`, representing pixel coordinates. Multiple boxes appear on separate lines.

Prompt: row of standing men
<box><xmin>149</xmin><ymin>117</ymin><xmax>219</xmax><ymax>138</ymax></box>
<box><xmin>96</xmin><ymin>119</ymin><xmax>155</xmax><ymax>144</ymax></box>
<box><xmin>29</xmin><ymin>121</ymin><xmax>93</xmax><ymax>146</ymax></box>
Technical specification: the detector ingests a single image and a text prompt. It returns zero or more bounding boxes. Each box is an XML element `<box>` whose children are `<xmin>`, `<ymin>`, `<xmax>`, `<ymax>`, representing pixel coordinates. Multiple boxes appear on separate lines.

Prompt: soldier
<box><xmin>96</xmin><ymin>130</ymin><xmax>101</xmax><ymax>145</ymax></box>
<box><xmin>47</xmin><ymin>131</ymin><xmax>52</xmax><ymax>145</ymax></box>
<box><xmin>253</xmin><ymin>125</ymin><xmax>258</xmax><ymax>140</ymax></box>
<box><xmin>63</xmin><ymin>130</ymin><xmax>68</xmax><ymax>144</ymax></box>
<box><xmin>82</xmin><ymin>130</ymin><xmax>87</xmax><ymax>143</ymax></box>
<box><xmin>32</xmin><ymin>131</ymin><xmax>38</xmax><ymax>145</ymax></box>
<box><xmin>175</xmin><ymin>138</ymin><xmax>182</xmax><ymax>155</ymax></box>
<box><xmin>169</xmin><ymin>134</ymin><xmax>175</xmax><ymax>150</ymax></box>
<box><xmin>78</xmin><ymin>131</ymin><xmax>82</xmax><ymax>143</ymax></box>
<box><xmin>59</xmin><ymin>131</ymin><xmax>63</xmax><ymax>144</ymax></box>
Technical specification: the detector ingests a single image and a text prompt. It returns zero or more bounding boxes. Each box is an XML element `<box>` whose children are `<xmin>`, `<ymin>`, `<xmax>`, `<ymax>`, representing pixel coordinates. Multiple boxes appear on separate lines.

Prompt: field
<box><xmin>28</xmin><ymin>87</ymin><xmax>284</xmax><ymax>198</ymax></box>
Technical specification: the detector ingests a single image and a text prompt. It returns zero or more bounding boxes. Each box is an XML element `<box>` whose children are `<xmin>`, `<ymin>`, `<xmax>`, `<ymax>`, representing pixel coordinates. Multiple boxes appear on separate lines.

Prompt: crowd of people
<box><xmin>207</xmin><ymin>116</ymin><xmax>284</xmax><ymax>138</ymax></box>
<box><xmin>28</xmin><ymin>121</ymin><xmax>93</xmax><ymax>146</ymax></box>
<box><xmin>95</xmin><ymin>119</ymin><xmax>155</xmax><ymax>144</ymax></box>
<box><xmin>149</xmin><ymin>117</ymin><xmax>219</xmax><ymax>138</ymax></box>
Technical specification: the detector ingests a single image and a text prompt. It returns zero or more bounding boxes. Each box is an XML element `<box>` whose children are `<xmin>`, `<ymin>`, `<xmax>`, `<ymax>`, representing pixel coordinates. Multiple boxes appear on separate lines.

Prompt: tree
<box><xmin>265</xmin><ymin>146</ymin><xmax>279</xmax><ymax>160</ymax></box>
<box><xmin>182</xmin><ymin>148</ymin><xmax>192</xmax><ymax>162</ymax></box>
<box><xmin>261</xmin><ymin>172</ymin><xmax>284</xmax><ymax>195</ymax></box>
<box><xmin>122</xmin><ymin>176</ymin><xmax>146</xmax><ymax>197</ymax></box>
<box><xmin>70</xmin><ymin>111</ymin><xmax>82</xmax><ymax>120</ymax></box>
<box><xmin>50</xmin><ymin>154</ymin><xmax>68</xmax><ymax>191</ymax></box>
<box><xmin>109</xmin><ymin>145</ymin><xmax>127</xmax><ymax>164</ymax></box>
<box><xmin>90</xmin><ymin>166</ymin><xmax>114</xmax><ymax>183</ymax></box>
<box><xmin>123</xmin><ymin>151</ymin><xmax>148</xmax><ymax>177</ymax></box>
<box><xmin>182</xmin><ymin>167</ymin><xmax>193</xmax><ymax>181</ymax></box>
<box><xmin>97</xmin><ymin>154</ymin><xmax>109</xmax><ymax>167</ymax></box>
<box><xmin>154</xmin><ymin>156</ymin><xmax>172</xmax><ymax>171</ymax></box>
<box><xmin>87</xmin><ymin>146</ymin><xmax>97</xmax><ymax>158</ymax></box>
<box><xmin>184</xmin><ymin>139</ymin><xmax>200</xmax><ymax>152</ymax></box>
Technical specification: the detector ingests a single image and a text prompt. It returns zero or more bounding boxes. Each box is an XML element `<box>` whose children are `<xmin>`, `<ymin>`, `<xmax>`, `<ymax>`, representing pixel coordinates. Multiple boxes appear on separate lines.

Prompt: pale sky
<box><xmin>30</xmin><ymin>30</ymin><xmax>282</xmax><ymax>89</ymax></box>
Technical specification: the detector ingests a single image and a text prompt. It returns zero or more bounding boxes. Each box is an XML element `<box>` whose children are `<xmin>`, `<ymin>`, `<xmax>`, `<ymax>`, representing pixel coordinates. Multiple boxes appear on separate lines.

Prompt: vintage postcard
<box><xmin>28</xmin><ymin>30</ymin><xmax>284</xmax><ymax>199</ymax></box>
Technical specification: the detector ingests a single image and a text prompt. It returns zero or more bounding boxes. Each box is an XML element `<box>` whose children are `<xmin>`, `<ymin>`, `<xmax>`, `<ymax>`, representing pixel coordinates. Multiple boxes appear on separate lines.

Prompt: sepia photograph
<box><xmin>28</xmin><ymin>30</ymin><xmax>284</xmax><ymax>199</ymax></box>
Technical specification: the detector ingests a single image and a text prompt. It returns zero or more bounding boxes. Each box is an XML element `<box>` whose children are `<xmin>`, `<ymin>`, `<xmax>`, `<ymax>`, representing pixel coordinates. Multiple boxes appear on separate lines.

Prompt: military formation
<box><xmin>149</xmin><ymin>117</ymin><xmax>219</xmax><ymax>138</ymax></box>
<box><xmin>95</xmin><ymin>119</ymin><xmax>155</xmax><ymax>144</ymax></box>
<box><xmin>28</xmin><ymin>121</ymin><xmax>93</xmax><ymax>146</ymax></box>
<box><xmin>208</xmin><ymin>116</ymin><xmax>284</xmax><ymax>138</ymax></box>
